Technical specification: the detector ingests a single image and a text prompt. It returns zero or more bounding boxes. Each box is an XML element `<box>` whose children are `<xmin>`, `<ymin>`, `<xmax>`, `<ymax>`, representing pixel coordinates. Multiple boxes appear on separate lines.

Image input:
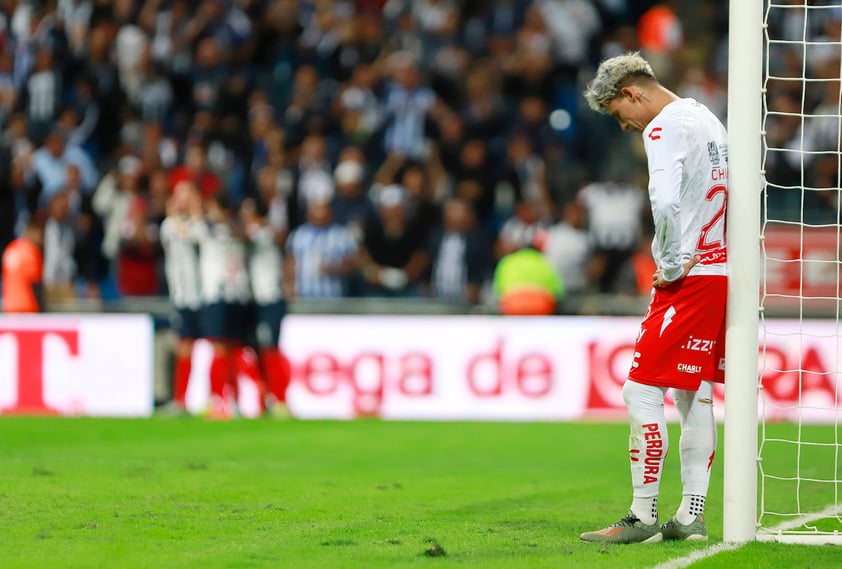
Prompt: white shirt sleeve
<box><xmin>644</xmin><ymin>117</ymin><xmax>687</xmax><ymax>283</ymax></box>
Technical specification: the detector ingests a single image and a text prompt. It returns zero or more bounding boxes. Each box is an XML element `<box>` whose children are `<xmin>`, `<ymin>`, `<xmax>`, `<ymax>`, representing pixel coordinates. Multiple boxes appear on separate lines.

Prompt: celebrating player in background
<box><xmin>197</xmin><ymin>193</ymin><xmax>264</xmax><ymax>419</ymax></box>
<box><xmin>159</xmin><ymin>181</ymin><xmax>204</xmax><ymax>414</ymax></box>
<box><xmin>240</xmin><ymin>197</ymin><xmax>292</xmax><ymax>418</ymax></box>
<box><xmin>579</xmin><ymin>52</ymin><xmax>727</xmax><ymax>544</ymax></box>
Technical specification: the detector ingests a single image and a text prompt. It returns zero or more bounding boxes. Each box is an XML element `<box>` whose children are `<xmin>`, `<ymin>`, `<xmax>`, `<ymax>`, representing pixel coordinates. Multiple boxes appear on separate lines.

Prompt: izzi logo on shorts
<box><xmin>681</xmin><ymin>336</ymin><xmax>716</xmax><ymax>354</ymax></box>
<box><xmin>676</xmin><ymin>363</ymin><xmax>703</xmax><ymax>374</ymax></box>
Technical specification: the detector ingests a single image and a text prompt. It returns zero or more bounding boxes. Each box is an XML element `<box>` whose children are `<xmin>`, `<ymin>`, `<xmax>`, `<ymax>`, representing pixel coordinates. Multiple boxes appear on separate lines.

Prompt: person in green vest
<box><xmin>493</xmin><ymin>247</ymin><xmax>564</xmax><ymax>315</ymax></box>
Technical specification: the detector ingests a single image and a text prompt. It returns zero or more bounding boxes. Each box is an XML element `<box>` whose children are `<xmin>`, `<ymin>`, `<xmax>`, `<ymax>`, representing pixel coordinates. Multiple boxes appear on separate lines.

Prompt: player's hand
<box><xmin>653</xmin><ymin>255</ymin><xmax>701</xmax><ymax>288</ymax></box>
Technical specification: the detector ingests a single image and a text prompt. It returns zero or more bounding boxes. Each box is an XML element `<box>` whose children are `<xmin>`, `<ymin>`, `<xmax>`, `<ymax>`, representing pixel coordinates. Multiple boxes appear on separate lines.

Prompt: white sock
<box><xmin>676</xmin><ymin>494</ymin><xmax>706</xmax><ymax>524</ymax></box>
<box><xmin>631</xmin><ymin>496</ymin><xmax>659</xmax><ymax>525</ymax></box>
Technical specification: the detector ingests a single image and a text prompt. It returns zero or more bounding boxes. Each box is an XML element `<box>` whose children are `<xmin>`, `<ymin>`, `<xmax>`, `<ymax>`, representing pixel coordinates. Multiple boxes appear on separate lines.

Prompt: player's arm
<box><xmin>646</xmin><ymin>122</ymin><xmax>687</xmax><ymax>285</ymax></box>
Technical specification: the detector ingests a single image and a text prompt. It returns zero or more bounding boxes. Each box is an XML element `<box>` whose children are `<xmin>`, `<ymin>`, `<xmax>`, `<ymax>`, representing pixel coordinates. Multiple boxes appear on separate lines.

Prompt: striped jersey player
<box><xmin>159</xmin><ymin>181</ymin><xmax>204</xmax><ymax>411</ymax></box>
<box><xmin>240</xmin><ymin>197</ymin><xmax>292</xmax><ymax>416</ymax></box>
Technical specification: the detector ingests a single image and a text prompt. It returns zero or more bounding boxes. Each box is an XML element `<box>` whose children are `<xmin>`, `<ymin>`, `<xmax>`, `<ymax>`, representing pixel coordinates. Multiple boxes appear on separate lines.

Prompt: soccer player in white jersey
<box><xmin>196</xmin><ymin>193</ymin><xmax>263</xmax><ymax>419</ymax></box>
<box><xmin>159</xmin><ymin>181</ymin><xmax>204</xmax><ymax>413</ymax></box>
<box><xmin>579</xmin><ymin>52</ymin><xmax>727</xmax><ymax>544</ymax></box>
<box><xmin>240</xmin><ymin>197</ymin><xmax>292</xmax><ymax>417</ymax></box>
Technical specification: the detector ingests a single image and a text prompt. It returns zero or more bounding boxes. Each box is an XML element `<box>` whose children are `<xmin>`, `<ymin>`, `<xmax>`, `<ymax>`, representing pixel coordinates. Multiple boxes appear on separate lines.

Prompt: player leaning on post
<box><xmin>579</xmin><ymin>52</ymin><xmax>728</xmax><ymax>544</ymax></box>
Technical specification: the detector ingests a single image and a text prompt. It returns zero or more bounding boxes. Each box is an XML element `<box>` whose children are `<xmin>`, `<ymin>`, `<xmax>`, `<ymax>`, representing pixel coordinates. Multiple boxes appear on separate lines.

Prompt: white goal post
<box><xmin>723</xmin><ymin>0</ymin><xmax>762</xmax><ymax>544</ymax></box>
<box><xmin>725</xmin><ymin>0</ymin><xmax>842</xmax><ymax>545</ymax></box>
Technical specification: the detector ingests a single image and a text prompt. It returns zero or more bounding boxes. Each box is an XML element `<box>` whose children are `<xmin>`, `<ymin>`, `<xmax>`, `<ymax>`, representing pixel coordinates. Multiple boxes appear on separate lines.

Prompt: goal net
<box><xmin>752</xmin><ymin>0</ymin><xmax>842</xmax><ymax>544</ymax></box>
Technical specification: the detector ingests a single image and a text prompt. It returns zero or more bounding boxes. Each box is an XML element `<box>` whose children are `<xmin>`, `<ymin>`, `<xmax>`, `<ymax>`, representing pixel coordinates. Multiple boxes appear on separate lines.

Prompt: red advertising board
<box><xmin>763</xmin><ymin>225</ymin><xmax>841</xmax><ymax>314</ymax></box>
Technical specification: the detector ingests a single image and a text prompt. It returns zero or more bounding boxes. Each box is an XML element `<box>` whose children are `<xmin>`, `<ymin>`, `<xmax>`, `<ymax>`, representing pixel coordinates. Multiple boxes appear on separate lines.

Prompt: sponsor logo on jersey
<box><xmin>708</xmin><ymin>141</ymin><xmax>721</xmax><ymax>166</ymax></box>
<box><xmin>648</xmin><ymin>127</ymin><xmax>662</xmax><ymax>140</ymax></box>
<box><xmin>677</xmin><ymin>363</ymin><xmax>703</xmax><ymax>374</ymax></box>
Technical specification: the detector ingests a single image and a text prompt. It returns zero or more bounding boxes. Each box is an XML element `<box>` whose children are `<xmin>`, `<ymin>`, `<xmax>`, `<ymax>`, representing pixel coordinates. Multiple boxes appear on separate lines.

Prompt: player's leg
<box><xmin>202</xmin><ymin>302</ymin><xmax>235</xmax><ymax>419</ymax></box>
<box><xmin>580</xmin><ymin>379</ymin><xmax>667</xmax><ymax>544</ymax></box>
<box><xmin>171</xmin><ymin>308</ymin><xmax>200</xmax><ymax>410</ymax></box>
<box><xmin>231</xmin><ymin>301</ymin><xmax>268</xmax><ymax>413</ymax></box>
<box><xmin>661</xmin><ymin>380</ymin><xmax>716</xmax><ymax>541</ymax></box>
<box><xmin>257</xmin><ymin>300</ymin><xmax>292</xmax><ymax>417</ymax></box>
<box><xmin>625</xmin><ymin>379</ymin><xmax>669</xmax><ymax>524</ymax></box>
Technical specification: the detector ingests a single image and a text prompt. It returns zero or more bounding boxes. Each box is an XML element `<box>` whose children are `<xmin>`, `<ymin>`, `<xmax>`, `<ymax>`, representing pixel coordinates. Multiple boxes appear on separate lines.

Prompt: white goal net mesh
<box><xmin>759</xmin><ymin>0</ymin><xmax>842</xmax><ymax>541</ymax></box>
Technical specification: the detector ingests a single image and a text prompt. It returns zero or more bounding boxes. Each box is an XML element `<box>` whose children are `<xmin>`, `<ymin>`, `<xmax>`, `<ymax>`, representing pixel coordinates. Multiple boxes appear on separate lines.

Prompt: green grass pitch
<box><xmin>1</xmin><ymin>417</ymin><xmax>840</xmax><ymax>568</ymax></box>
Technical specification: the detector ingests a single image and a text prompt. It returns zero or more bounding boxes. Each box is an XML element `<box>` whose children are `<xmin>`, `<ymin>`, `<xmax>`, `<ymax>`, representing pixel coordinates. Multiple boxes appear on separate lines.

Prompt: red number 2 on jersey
<box><xmin>697</xmin><ymin>184</ymin><xmax>727</xmax><ymax>251</ymax></box>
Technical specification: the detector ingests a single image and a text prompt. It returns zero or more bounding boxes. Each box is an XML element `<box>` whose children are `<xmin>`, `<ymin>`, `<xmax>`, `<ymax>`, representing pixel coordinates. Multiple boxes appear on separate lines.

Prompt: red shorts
<box><xmin>628</xmin><ymin>275</ymin><xmax>726</xmax><ymax>390</ymax></box>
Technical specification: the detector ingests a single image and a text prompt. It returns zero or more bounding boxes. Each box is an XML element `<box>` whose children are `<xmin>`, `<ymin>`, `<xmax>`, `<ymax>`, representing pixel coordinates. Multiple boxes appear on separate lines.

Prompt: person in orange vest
<box><xmin>2</xmin><ymin>218</ymin><xmax>45</xmax><ymax>313</ymax></box>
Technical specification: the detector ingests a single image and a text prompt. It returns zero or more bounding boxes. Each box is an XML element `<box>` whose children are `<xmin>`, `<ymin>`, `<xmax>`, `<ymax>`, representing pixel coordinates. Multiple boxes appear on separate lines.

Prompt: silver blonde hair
<box><xmin>583</xmin><ymin>52</ymin><xmax>657</xmax><ymax>113</ymax></box>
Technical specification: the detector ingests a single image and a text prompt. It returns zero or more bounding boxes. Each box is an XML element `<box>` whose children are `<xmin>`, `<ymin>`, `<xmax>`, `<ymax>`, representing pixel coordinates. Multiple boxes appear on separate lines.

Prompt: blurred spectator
<box><xmin>427</xmin><ymin>197</ymin><xmax>488</xmax><ymax>305</ymax></box>
<box><xmin>615</xmin><ymin>231</ymin><xmax>658</xmax><ymax>297</ymax></box>
<box><xmin>290</xmin><ymin>132</ymin><xmax>334</xmax><ymax>226</ymax></box>
<box><xmin>537</xmin><ymin>200</ymin><xmax>592</xmax><ymax>296</ymax></box>
<box><xmin>537</xmin><ymin>0</ymin><xmax>601</xmax><ymax>71</ymax></box>
<box><xmin>253</xmin><ymin>165</ymin><xmax>291</xmax><ymax>242</ymax></box>
<box><xmin>336</xmin><ymin>62</ymin><xmax>384</xmax><ymax>147</ymax></box>
<box><xmin>137</xmin><ymin>56</ymin><xmax>174</xmax><ymax>125</ymax></box>
<box><xmin>21</xmin><ymin>45</ymin><xmax>62</xmax><ymax>145</ymax></box>
<box><xmin>42</xmin><ymin>190</ymin><xmax>77</xmax><ymax>302</ymax></box>
<box><xmin>332</xmin><ymin>157</ymin><xmax>374</xmax><ymax>241</ymax></box>
<box><xmin>576</xmin><ymin>176</ymin><xmax>648</xmax><ymax>293</ymax></box>
<box><xmin>92</xmin><ymin>154</ymin><xmax>144</xmax><ymax>272</ymax></box>
<box><xmin>493</xmin><ymin>246</ymin><xmax>562</xmax><ymax>316</ymax></box>
<box><xmin>73</xmin><ymin>192</ymin><xmax>108</xmax><ymax>300</ymax></box>
<box><xmin>412</xmin><ymin>0</ymin><xmax>460</xmax><ymax>65</ymax></box>
<box><xmin>399</xmin><ymin>159</ymin><xmax>441</xmax><ymax>245</ymax></box>
<box><xmin>496</xmin><ymin>200</ymin><xmax>549</xmax><ymax>260</ymax></box>
<box><xmin>453</xmin><ymin>138</ymin><xmax>497</xmax><ymax>225</ymax></box>
<box><xmin>282</xmin><ymin>64</ymin><xmax>331</xmax><ymax>147</ymax></box>
<box><xmin>28</xmin><ymin>126</ymin><xmax>98</xmax><ymax>209</ymax></box>
<box><xmin>58</xmin><ymin>0</ymin><xmax>95</xmax><ymax>58</ymax></box>
<box><xmin>461</xmin><ymin>59</ymin><xmax>506</xmax><ymax>142</ymax></box>
<box><xmin>499</xmin><ymin>131</ymin><xmax>553</xmax><ymax>220</ymax></box>
<box><xmin>382</xmin><ymin>52</ymin><xmax>436</xmax><ymax>160</ymax></box>
<box><xmin>285</xmin><ymin>193</ymin><xmax>358</xmax><ymax>298</ymax></box>
<box><xmin>168</xmin><ymin>137</ymin><xmax>221</xmax><ymax>200</ymax></box>
<box><xmin>637</xmin><ymin>2</ymin><xmax>683</xmax><ymax>67</ymax></box>
<box><xmin>0</xmin><ymin>52</ymin><xmax>17</xmax><ymax>127</ymax></box>
<box><xmin>0</xmin><ymin>137</ymin><xmax>16</xmax><ymax>257</ymax></box>
<box><xmin>190</xmin><ymin>37</ymin><xmax>227</xmax><ymax>113</ymax></box>
<box><xmin>115</xmin><ymin>176</ymin><xmax>160</xmax><ymax>297</ymax></box>
<box><xmin>359</xmin><ymin>183</ymin><xmax>429</xmax><ymax>296</ymax></box>
<box><xmin>2</xmin><ymin>217</ymin><xmax>43</xmax><ymax>313</ymax></box>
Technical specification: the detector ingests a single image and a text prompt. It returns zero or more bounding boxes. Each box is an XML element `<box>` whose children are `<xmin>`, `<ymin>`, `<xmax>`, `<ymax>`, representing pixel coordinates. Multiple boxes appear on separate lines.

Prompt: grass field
<box><xmin>1</xmin><ymin>417</ymin><xmax>841</xmax><ymax>569</ymax></box>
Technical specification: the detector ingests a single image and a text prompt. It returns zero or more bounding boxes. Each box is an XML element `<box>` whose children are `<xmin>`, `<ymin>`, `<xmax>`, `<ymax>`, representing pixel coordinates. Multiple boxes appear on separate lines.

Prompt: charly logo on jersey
<box><xmin>648</xmin><ymin>127</ymin><xmax>662</xmax><ymax>140</ymax></box>
<box><xmin>707</xmin><ymin>141</ymin><xmax>720</xmax><ymax>166</ymax></box>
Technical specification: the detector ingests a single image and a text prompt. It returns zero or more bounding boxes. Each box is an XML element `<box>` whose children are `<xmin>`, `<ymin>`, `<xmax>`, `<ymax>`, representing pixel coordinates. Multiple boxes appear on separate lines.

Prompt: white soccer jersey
<box><xmin>195</xmin><ymin>220</ymin><xmax>251</xmax><ymax>304</ymax></box>
<box><xmin>159</xmin><ymin>216</ymin><xmax>202</xmax><ymax>310</ymax></box>
<box><xmin>643</xmin><ymin>98</ymin><xmax>728</xmax><ymax>282</ymax></box>
<box><xmin>246</xmin><ymin>224</ymin><xmax>283</xmax><ymax>305</ymax></box>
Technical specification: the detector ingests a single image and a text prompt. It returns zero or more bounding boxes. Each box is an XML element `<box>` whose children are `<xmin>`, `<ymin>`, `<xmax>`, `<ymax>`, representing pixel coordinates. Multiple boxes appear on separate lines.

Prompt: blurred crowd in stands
<box><xmin>0</xmin><ymin>0</ymin><xmax>836</xmax><ymax>313</ymax></box>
